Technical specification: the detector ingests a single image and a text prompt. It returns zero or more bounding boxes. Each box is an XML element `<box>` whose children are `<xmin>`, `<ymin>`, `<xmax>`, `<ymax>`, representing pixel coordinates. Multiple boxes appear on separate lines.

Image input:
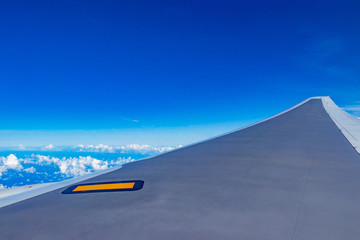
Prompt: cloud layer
<box><xmin>5</xmin><ymin>144</ymin><xmax>182</xmax><ymax>154</ymax></box>
<box><xmin>74</xmin><ymin>144</ymin><xmax>181</xmax><ymax>154</ymax></box>
<box><xmin>0</xmin><ymin>144</ymin><xmax>181</xmax><ymax>188</ymax></box>
<box><xmin>0</xmin><ymin>154</ymin><xmax>135</xmax><ymax>188</ymax></box>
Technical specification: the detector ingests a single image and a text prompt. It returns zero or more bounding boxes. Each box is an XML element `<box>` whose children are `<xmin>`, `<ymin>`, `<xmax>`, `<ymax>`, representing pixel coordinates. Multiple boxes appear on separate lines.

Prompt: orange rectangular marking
<box><xmin>73</xmin><ymin>182</ymin><xmax>135</xmax><ymax>192</ymax></box>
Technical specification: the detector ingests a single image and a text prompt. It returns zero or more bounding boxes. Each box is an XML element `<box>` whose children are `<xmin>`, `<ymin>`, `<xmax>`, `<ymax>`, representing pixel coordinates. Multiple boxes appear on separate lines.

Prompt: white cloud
<box><xmin>41</xmin><ymin>144</ymin><xmax>55</xmax><ymax>150</ymax></box>
<box><xmin>110</xmin><ymin>157</ymin><xmax>135</xmax><ymax>165</ymax></box>
<box><xmin>22</xmin><ymin>155</ymin><xmax>111</xmax><ymax>177</ymax></box>
<box><xmin>18</xmin><ymin>144</ymin><xmax>27</xmax><ymax>150</ymax></box>
<box><xmin>0</xmin><ymin>184</ymin><xmax>5</xmax><ymax>189</ymax></box>
<box><xmin>75</xmin><ymin>144</ymin><xmax>115</xmax><ymax>153</ymax></box>
<box><xmin>116</xmin><ymin>144</ymin><xmax>182</xmax><ymax>154</ymax></box>
<box><xmin>0</xmin><ymin>154</ymin><xmax>23</xmax><ymax>173</ymax></box>
<box><xmin>57</xmin><ymin>156</ymin><xmax>109</xmax><ymax>177</ymax></box>
<box><xmin>24</xmin><ymin>167</ymin><xmax>36</xmax><ymax>173</ymax></box>
<box><xmin>0</xmin><ymin>154</ymin><xmax>23</xmax><ymax>177</ymax></box>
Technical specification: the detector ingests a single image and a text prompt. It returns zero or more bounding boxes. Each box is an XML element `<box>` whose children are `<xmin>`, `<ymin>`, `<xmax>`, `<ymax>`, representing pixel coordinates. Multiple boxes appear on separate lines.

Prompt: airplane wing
<box><xmin>1</xmin><ymin>96</ymin><xmax>360</xmax><ymax>240</ymax></box>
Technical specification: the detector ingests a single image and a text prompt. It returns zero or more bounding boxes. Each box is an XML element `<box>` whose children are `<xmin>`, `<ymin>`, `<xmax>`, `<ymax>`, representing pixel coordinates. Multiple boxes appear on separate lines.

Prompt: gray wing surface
<box><xmin>1</xmin><ymin>98</ymin><xmax>360</xmax><ymax>240</ymax></box>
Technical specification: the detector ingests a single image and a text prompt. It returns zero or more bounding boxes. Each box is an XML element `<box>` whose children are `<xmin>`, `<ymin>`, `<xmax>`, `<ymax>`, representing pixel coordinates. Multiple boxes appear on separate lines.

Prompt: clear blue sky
<box><xmin>0</xmin><ymin>0</ymin><xmax>359</xmax><ymax>146</ymax></box>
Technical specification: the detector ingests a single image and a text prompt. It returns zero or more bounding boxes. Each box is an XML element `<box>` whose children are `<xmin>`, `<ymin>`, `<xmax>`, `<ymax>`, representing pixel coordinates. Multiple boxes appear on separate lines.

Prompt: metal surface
<box><xmin>1</xmin><ymin>99</ymin><xmax>360</xmax><ymax>240</ymax></box>
<box><xmin>322</xmin><ymin>97</ymin><xmax>360</xmax><ymax>153</ymax></box>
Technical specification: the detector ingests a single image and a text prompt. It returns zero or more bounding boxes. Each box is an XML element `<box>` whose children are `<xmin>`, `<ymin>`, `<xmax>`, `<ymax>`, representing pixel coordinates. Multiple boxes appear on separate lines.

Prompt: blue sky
<box><xmin>0</xmin><ymin>0</ymin><xmax>359</xmax><ymax>146</ymax></box>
